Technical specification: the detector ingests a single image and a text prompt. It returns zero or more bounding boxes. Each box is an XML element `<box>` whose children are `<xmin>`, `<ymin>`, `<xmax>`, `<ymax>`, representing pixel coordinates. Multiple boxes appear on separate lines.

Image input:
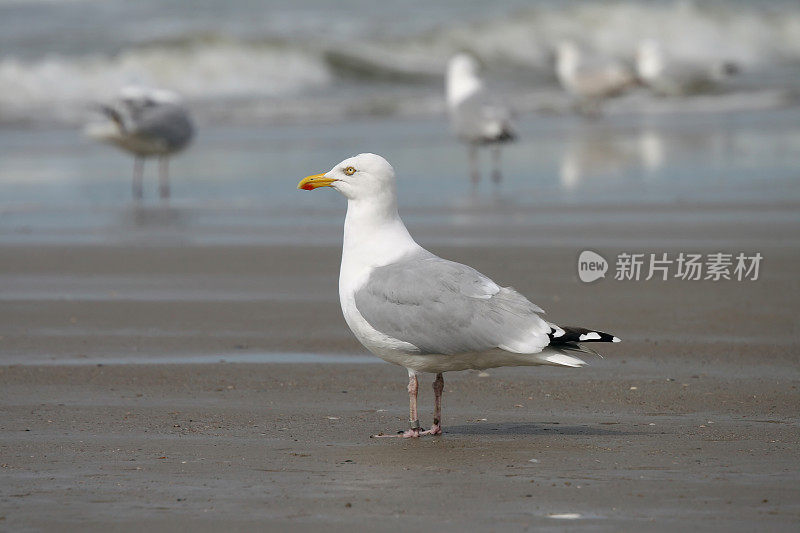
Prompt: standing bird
<box><xmin>298</xmin><ymin>153</ymin><xmax>620</xmax><ymax>438</ymax></box>
<box><xmin>556</xmin><ymin>41</ymin><xmax>637</xmax><ymax>115</ymax></box>
<box><xmin>86</xmin><ymin>86</ymin><xmax>195</xmax><ymax>201</ymax></box>
<box><xmin>446</xmin><ymin>53</ymin><xmax>515</xmax><ymax>185</ymax></box>
<box><xmin>636</xmin><ymin>39</ymin><xmax>739</xmax><ymax>97</ymax></box>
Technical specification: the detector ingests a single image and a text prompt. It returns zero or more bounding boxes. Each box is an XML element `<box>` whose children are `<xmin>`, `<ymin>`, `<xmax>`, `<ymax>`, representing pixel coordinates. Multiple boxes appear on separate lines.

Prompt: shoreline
<box><xmin>1</xmin><ymin>235</ymin><xmax>798</xmax><ymax>530</ymax></box>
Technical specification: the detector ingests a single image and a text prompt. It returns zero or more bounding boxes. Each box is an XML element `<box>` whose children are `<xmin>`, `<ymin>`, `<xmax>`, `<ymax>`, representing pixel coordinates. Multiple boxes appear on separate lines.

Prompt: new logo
<box><xmin>578</xmin><ymin>250</ymin><xmax>608</xmax><ymax>283</ymax></box>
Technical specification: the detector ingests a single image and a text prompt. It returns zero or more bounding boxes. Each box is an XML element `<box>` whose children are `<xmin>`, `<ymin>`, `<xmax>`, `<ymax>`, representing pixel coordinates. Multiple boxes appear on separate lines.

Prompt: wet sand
<box><xmin>0</xmin><ymin>233</ymin><xmax>798</xmax><ymax>531</ymax></box>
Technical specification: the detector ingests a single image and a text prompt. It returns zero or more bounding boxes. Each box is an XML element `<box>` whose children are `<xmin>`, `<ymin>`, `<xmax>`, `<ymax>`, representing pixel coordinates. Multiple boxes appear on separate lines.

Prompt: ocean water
<box><xmin>0</xmin><ymin>0</ymin><xmax>799</xmax><ymax>247</ymax></box>
<box><xmin>1</xmin><ymin>0</ymin><xmax>800</xmax><ymax>125</ymax></box>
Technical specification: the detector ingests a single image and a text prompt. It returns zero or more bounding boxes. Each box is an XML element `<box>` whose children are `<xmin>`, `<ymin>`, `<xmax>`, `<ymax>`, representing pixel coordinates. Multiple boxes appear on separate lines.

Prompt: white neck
<box><xmin>447</xmin><ymin>71</ymin><xmax>483</xmax><ymax>108</ymax></box>
<box><xmin>637</xmin><ymin>41</ymin><xmax>664</xmax><ymax>80</ymax></box>
<box><xmin>339</xmin><ymin>189</ymin><xmax>421</xmax><ymax>302</ymax></box>
<box><xmin>342</xmin><ymin>195</ymin><xmax>419</xmax><ymax>269</ymax></box>
<box><xmin>557</xmin><ymin>50</ymin><xmax>579</xmax><ymax>84</ymax></box>
<box><xmin>637</xmin><ymin>52</ymin><xmax>663</xmax><ymax>80</ymax></box>
<box><xmin>339</xmin><ymin>198</ymin><xmax>420</xmax><ymax>302</ymax></box>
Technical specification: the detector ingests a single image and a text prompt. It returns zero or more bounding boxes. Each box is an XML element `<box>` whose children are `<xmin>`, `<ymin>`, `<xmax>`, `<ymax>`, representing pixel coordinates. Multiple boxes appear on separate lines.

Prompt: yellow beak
<box><xmin>298</xmin><ymin>173</ymin><xmax>336</xmax><ymax>190</ymax></box>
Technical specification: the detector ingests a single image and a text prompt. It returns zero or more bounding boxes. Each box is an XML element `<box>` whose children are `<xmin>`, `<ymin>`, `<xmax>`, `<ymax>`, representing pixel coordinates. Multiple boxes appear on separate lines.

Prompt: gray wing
<box><xmin>451</xmin><ymin>88</ymin><xmax>515</xmax><ymax>143</ymax></box>
<box><xmin>575</xmin><ymin>61</ymin><xmax>636</xmax><ymax>97</ymax></box>
<box><xmin>133</xmin><ymin>103</ymin><xmax>195</xmax><ymax>152</ymax></box>
<box><xmin>658</xmin><ymin>60</ymin><xmax>736</xmax><ymax>94</ymax></box>
<box><xmin>354</xmin><ymin>252</ymin><xmax>550</xmax><ymax>355</ymax></box>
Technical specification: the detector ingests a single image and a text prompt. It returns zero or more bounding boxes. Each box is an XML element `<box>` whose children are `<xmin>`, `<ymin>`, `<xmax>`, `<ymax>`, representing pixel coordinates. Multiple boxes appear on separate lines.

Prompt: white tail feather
<box><xmin>537</xmin><ymin>353</ymin><xmax>587</xmax><ymax>368</ymax></box>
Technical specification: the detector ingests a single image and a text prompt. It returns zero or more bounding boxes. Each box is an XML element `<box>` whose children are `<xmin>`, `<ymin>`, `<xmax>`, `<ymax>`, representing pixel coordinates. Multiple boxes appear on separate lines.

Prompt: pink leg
<box><xmin>419</xmin><ymin>373</ymin><xmax>444</xmax><ymax>436</ymax></box>
<box><xmin>372</xmin><ymin>371</ymin><xmax>444</xmax><ymax>438</ymax></box>
<box><xmin>373</xmin><ymin>370</ymin><xmax>421</xmax><ymax>438</ymax></box>
<box><xmin>158</xmin><ymin>156</ymin><xmax>170</xmax><ymax>201</ymax></box>
<box><xmin>132</xmin><ymin>157</ymin><xmax>144</xmax><ymax>201</ymax></box>
<box><xmin>402</xmin><ymin>371</ymin><xmax>421</xmax><ymax>437</ymax></box>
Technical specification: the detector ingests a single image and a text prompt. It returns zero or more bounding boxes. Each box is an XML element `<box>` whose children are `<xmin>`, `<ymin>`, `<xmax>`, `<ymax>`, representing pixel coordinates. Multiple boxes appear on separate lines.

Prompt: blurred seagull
<box><xmin>298</xmin><ymin>153</ymin><xmax>620</xmax><ymax>438</ymax></box>
<box><xmin>556</xmin><ymin>41</ymin><xmax>637</xmax><ymax>115</ymax></box>
<box><xmin>446</xmin><ymin>53</ymin><xmax>515</xmax><ymax>185</ymax></box>
<box><xmin>636</xmin><ymin>39</ymin><xmax>739</xmax><ymax>97</ymax></box>
<box><xmin>86</xmin><ymin>86</ymin><xmax>195</xmax><ymax>201</ymax></box>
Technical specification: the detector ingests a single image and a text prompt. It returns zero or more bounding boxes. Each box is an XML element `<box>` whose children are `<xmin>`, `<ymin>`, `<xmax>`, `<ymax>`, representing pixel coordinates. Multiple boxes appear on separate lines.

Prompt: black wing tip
<box><xmin>481</xmin><ymin>128</ymin><xmax>516</xmax><ymax>144</ymax></box>
<box><xmin>723</xmin><ymin>62</ymin><xmax>740</xmax><ymax>76</ymax></box>
<box><xmin>494</xmin><ymin>129</ymin><xmax>516</xmax><ymax>143</ymax></box>
<box><xmin>497</xmin><ymin>129</ymin><xmax>516</xmax><ymax>142</ymax></box>
<box><xmin>548</xmin><ymin>325</ymin><xmax>620</xmax><ymax>344</ymax></box>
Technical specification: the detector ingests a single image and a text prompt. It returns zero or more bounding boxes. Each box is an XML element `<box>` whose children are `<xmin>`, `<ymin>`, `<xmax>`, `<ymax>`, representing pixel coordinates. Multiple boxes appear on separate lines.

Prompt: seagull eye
<box><xmin>343</xmin><ymin>166</ymin><xmax>356</xmax><ymax>176</ymax></box>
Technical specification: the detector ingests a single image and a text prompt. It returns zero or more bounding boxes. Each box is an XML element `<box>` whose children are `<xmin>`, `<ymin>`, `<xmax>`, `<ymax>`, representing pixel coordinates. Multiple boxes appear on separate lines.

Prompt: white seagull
<box><xmin>298</xmin><ymin>153</ymin><xmax>620</xmax><ymax>438</ymax></box>
<box><xmin>636</xmin><ymin>39</ymin><xmax>739</xmax><ymax>97</ymax></box>
<box><xmin>446</xmin><ymin>53</ymin><xmax>515</xmax><ymax>185</ymax></box>
<box><xmin>556</xmin><ymin>41</ymin><xmax>637</xmax><ymax>114</ymax></box>
<box><xmin>86</xmin><ymin>86</ymin><xmax>195</xmax><ymax>201</ymax></box>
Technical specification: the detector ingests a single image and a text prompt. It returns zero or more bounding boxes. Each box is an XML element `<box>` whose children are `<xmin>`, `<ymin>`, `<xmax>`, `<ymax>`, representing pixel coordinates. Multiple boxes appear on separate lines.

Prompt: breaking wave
<box><xmin>2</xmin><ymin>1</ymin><xmax>800</xmax><ymax>125</ymax></box>
<box><xmin>0</xmin><ymin>38</ymin><xmax>330</xmax><ymax>125</ymax></box>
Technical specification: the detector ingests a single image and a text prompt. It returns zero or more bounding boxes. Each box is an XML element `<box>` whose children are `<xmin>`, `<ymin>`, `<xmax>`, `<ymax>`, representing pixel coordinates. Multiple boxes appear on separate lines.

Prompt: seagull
<box><xmin>298</xmin><ymin>153</ymin><xmax>620</xmax><ymax>438</ymax></box>
<box><xmin>556</xmin><ymin>41</ymin><xmax>637</xmax><ymax>115</ymax></box>
<box><xmin>86</xmin><ymin>86</ymin><xmax>195</xmax><ymax>201</ymax></box>
<box><xmin>446</xmin><ymin>53</ymin><xmax>515</xmax><ymax>185</ymax></box>
<box><xmin>636</xmin><ymin>39</ymin><xmax>739</xmax><ymax>97</ymax></box>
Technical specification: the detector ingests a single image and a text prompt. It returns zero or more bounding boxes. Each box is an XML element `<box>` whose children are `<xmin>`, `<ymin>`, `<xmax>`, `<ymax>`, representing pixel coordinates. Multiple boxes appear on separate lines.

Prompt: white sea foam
<box><xmin>0</xmin><ymin>41</ymin><xmax>330</xmax><ymax>124</ymax></box>
<box><xmin>337</xmin><ymin>1</ymin><xmax>800</xmax><ymax>73</ymax></box>
<box><xmin>0</xmin><ymin>1</ymin><xmax>798</xmax><ymax>125</ymax></box>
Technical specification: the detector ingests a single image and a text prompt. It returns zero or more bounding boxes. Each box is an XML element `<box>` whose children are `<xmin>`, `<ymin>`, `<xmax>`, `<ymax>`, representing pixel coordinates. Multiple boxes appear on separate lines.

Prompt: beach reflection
<box><xmin>559</xmin><ymin>128</ymin><xmax>639</xmax><ymax>192</ymax></box>
<box><xmin>125</xmin><ymin>205</ymin><xmax>186</xmax><ymax>228</ymax></box>
<box><xmin>638</xmin><ymin>129</ymin><xmax>666</xmax><ymax>177</ymax></box>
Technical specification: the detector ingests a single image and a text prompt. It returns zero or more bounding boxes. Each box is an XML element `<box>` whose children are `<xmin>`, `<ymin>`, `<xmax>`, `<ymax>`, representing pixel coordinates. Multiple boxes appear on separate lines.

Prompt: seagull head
<box><xmin>298</xmin><ymin>153</ymin><xmax>397</xmax><ymax>202</ymax></box>
<box><xmin>446</xmin><ymin>53</ymin><xmax>483</xmax><ymax>107</ymax></box>
<box><xmin>556</xmin><ymin>40</ymin><xmax>581</xmax><ymax>77</ymax></box>
<box><xmin>448</xmin><ymin>53</ymin><xmax>481</xmax><ymax>80</ymax></box>
<box><xmin>636</xmin><ymin>39</ymin><xmax>664</xmax><ymax>79</ymax></box>
<box><xmin>120</xmin><ymin>85</ymin><xmax>183</xmax><ymax>107</ymax></box>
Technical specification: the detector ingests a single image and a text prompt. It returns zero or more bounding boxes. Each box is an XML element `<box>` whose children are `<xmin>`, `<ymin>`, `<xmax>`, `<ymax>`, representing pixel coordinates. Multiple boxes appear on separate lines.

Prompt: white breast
<box><xmin>337</xmin><ymin>212</ymin><xmax>424</xmax><ymax>364</ymax></box>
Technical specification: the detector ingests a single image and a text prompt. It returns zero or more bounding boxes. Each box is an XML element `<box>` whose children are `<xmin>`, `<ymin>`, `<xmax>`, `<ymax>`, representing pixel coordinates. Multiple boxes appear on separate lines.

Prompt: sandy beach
<box><xmin>1</xmin><ymin>230</ymin><xmax>798</xmax><ymax>531</ymax></box>
<box><xmin>2</xmin><ymin>0</ymin><xmax>800</xmax><ymax>529</ymax></box>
